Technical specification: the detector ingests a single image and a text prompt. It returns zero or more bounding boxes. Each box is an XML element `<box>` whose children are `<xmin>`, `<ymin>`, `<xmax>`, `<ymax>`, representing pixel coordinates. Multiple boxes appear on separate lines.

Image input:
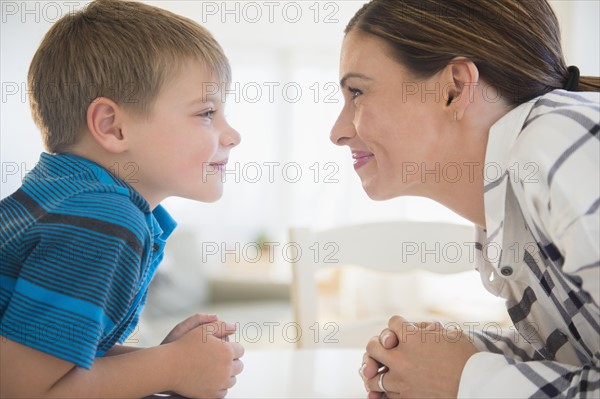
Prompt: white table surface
<box><xmin>227</xmin><ymin>348</ymin><xmax>366</xmax><ymax>398</ymax></box>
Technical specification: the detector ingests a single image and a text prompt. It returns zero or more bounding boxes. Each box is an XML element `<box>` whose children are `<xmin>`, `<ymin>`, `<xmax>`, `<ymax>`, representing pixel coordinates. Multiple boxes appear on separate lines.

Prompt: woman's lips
<box><xmin>352</xmin><ymin>151</ymin><xmax>374</xmax><ymax>170</ymax></box>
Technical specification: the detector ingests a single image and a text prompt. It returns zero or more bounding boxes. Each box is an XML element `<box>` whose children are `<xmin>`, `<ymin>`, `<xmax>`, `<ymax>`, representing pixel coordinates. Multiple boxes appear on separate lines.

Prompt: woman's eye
<box><xmin>348</xmin><ymin>87</ymin><xmax>363</xmax><ymax>99</ymax></box>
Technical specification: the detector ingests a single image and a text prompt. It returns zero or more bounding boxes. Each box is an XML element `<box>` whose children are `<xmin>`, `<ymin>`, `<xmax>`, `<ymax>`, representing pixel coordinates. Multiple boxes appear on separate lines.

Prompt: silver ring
<box><xmin>378</xmin><ymin>372</ymin><xmax>387</xmax><ymax>393</ymax></box>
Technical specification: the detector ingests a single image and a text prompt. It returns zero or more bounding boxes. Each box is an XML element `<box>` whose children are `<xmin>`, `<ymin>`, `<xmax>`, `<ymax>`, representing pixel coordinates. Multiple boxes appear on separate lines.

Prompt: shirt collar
<box><xmin>36</xmin><ymin>152</ymin><xmax>150</xmax><ymax>212</ymax></box>
<box><xmin>481</xmin><ymin>98</ymin><xmax>538</xmax><ymax>264</ymax></box>
<box><xmin>151</xmin><ymin>205</ymin><xmax>177</xmax><ymax>242</ymax></box>
<box><xmin>34</xmin><ymin>152</ymin><xmax>177</xmax><ymax>243</ymax></box>
<box><xmin>484</xmin><ymin>99</ymin><xmax>539</xmax><ymax>188</ymax></box>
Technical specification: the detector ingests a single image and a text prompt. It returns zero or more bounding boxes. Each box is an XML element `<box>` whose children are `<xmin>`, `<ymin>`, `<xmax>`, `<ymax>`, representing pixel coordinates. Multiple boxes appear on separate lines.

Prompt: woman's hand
<box><xmin>360</xmin><ymin>316</ymin><xmax>478</xmax><ymax>398</ymax></box>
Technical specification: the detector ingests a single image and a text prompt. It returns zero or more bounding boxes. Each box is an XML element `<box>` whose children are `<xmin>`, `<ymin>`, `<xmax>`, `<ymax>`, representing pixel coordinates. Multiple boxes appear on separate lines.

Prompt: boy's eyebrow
<box><xmin>340</xmin><ymin>73</ymin><xmax>372</xmax><ymax>88</ymax></box>
<box><xmin>187</xmin><ymin>95</ymin><xmax>220</xmax><ymax>106</ymax></box>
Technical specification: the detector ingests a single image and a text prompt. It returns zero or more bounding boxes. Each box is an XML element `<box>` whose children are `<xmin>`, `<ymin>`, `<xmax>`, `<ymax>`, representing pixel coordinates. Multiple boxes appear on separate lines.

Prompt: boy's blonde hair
<box><xmin>28</xmin><ymin>0</ymin><xmax>231</xmax><ymax>153</ymax></box>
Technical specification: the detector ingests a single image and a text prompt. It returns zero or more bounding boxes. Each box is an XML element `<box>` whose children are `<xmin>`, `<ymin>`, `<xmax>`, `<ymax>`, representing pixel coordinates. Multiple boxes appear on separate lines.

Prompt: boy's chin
<box><xmin>193</xmin><ymin>188</ymin><xmax>224</xmax><ymax>203</ymax></box>
<box><xmin>201</xmin><ymin>195</ymin><xmax>223</xmax><ymax>203</ymax></box>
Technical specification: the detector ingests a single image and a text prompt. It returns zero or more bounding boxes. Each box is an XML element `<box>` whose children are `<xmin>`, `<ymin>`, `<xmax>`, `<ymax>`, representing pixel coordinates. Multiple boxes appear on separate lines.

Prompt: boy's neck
<box><xmin>66</xmin><ymin>139</ymin><xmax>163</xmax><ymax>210</ymax></box>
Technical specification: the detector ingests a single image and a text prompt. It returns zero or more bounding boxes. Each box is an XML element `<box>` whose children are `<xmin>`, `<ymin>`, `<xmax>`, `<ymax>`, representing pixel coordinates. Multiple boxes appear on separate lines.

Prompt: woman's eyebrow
<box><xmin>340</xmin><ymin>73</ymin><xmax>372</xmax><ymax>88</ymax></box>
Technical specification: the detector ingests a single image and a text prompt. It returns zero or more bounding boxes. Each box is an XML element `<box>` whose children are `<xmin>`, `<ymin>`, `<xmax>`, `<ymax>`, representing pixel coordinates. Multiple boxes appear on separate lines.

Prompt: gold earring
<box><xmin>453</xmin><ymin>111</ymin><xmax>458</xmax><ymax>121</ymax></box>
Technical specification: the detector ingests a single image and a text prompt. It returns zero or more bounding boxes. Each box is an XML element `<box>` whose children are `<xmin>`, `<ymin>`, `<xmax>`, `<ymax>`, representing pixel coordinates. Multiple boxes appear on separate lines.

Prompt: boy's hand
<box><xmin>161</xmin><ymin>313</ymin><xmax>220</xmax><ymax>344</ymax></box>
<box><xmin>169</xmin><ymin>321</ymin><xmax>244</xmax><ymax>398</ymax></box>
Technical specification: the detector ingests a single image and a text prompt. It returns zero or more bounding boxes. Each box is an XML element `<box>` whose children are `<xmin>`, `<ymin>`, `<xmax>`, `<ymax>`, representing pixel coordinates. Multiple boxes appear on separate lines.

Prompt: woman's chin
<box><xmin>362</xmin><ymin>181</ymin><xmax>395</xmax><ymax>201</ymax></box>
<box><xmin>361</xmin><ymin>177</ymin><xmax>413</xmax><ymax>201</ymax></box>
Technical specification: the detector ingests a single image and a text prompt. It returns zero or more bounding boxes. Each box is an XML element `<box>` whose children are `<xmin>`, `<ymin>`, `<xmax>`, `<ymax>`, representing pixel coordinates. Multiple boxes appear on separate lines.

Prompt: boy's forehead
<box><xmin>175</xmin><ymin>60</ymin><xmax>222</xmax><ymax>83</ymax></box>
<box><xmin>163</xmin><ymin>61</ymin><xmax>228</xmax><ymax>102</ymax></box>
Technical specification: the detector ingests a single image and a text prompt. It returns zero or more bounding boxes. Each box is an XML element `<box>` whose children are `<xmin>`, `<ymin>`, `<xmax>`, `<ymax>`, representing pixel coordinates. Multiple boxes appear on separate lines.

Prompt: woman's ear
<box><xmin>86</xmin><ymin>97</ymin><xmax>127</xmax><ymax>153</ymax></box>
<box><xmin>443</xmin><ymin>57</ymin><xmax>480</xmax><ymax>121</ymax></box>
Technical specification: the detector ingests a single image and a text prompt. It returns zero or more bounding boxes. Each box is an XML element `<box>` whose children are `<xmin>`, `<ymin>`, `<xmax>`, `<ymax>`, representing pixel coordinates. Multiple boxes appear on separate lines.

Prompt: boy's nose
<box><xmin>222</xmin><ymin>124</ymin><xmax>241</xmax><ymax>147</ymax></box>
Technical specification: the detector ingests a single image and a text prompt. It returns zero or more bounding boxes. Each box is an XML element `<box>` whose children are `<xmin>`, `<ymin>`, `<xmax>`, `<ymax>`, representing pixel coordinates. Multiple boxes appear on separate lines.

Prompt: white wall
<box><xmin>2</xmin><ymin>1</ymin><xmax>598</xmax><ymax>249</ymax></box>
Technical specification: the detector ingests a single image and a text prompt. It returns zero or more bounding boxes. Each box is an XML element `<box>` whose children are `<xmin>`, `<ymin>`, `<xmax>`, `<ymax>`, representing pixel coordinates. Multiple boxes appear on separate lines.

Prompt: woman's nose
<box><xmin>330</xmin><ymin>108</ymin><xmax>355</xmax><ymax>146</ymax></box>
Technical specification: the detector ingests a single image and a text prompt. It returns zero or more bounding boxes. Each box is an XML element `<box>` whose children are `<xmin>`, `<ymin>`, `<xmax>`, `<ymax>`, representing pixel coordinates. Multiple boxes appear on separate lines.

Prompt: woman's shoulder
<box><xmin>524</xmin><ymin>89</ymin><xmax>599</xmax><ymax>133</ymax></box>
<box><xmin>507</xmin><ymin>90</ymin><xmax>599</xmax><ymax>234</ymax></box>
<box><xmin>511</xmin><ymin>89</ymin><xmax>599</xmax><ymax>166</ymax></box>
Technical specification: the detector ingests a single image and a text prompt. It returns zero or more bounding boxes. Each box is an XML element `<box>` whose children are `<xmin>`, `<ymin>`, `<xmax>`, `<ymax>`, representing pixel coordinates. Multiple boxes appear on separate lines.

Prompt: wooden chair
<box><xmin>289</xmin><ymin>221</ymin><xmax>476</xmax><ymax>348</ymax></box>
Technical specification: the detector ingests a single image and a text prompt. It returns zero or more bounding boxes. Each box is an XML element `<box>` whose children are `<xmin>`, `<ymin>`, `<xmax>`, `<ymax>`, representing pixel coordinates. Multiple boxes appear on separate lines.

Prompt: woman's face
<box><xmin>331</xmin><ymin>31</ymin><xmax>453</xmax><ymax>200</ymax></box>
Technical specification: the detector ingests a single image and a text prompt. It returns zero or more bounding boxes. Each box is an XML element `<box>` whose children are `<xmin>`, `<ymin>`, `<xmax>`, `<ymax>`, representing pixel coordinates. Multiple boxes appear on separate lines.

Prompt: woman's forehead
<box><xmin>340</xmin><ymin>32</ymin><xmax>406</xmax><ymax>77</ymax></box>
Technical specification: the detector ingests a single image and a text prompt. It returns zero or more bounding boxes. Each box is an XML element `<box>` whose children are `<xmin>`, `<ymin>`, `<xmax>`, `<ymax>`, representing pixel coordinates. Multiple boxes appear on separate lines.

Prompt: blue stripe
<box><xmin>1</xmin><ymin>298</ymin><xmax>97</xmax><ymax>368</ymax></box>
<box><xmin>1</xmin><ymin>152</ymin><xmax>176</xmax><ymax>369</ymax></box>
<box><xmin>0</xmin><ymin>275</ymin><xmax>16</xmax><ymax>292</ymax></box>
<box><xmin>14</xmin><ymin>278</ymin><xmax>115</xmax><ymax>333</ymax></box>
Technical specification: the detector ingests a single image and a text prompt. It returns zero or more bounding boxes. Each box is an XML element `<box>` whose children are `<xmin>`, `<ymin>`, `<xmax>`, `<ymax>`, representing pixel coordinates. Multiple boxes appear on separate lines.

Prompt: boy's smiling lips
<box><xmin>207</xmin><ymin>158</ymin><xmax>229</xmax><ymax>171</ymax></box>
<box><xmin>209</xmin><ymin>158</ymin><xmax>228</xmax><ymax>166</ymax></box>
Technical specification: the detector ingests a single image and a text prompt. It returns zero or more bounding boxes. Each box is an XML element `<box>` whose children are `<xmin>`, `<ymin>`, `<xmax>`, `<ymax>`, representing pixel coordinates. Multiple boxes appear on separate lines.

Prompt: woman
<box><xmin>330</xmin><ymin>0</ymin><xmax>599</xmax><ymax>397</ymax></box>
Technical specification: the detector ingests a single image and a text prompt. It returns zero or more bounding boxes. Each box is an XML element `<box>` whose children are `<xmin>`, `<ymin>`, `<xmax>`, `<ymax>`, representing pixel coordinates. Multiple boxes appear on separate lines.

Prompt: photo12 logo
<box><xmin>1</xmin><ymin>2</ymin><xmax>85</xmax><ymax>24</ymax></box>
<box><xmin>201</xmin><ymin>241</ymin><xmax>340</xmax><ymax>264</ymax></box>
<box><xmin>200</xmin><ymin>321</ymin><xmax>340</xmax><ymax>345</ymax></box>
<box><xmin>202</xmin><ymin>161</ymin><xmax>340</xmax><ymax>184</ymax></box>
<box><xmin>202</xmin><ymin>81</ymin><xmax>340</xmax><ymax>104</ymax></box>
<box><xmin>198</xmin><ymin>1</ymin><xmax>340</xmax><ymax>24</ymax></box>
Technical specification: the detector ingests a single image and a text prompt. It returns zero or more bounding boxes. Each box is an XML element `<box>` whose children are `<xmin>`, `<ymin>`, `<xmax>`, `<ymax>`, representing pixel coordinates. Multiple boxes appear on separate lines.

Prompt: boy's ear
<box><xmin>86</xmin><ymin>97</ymin><xmax>127</xmax><ymax>153</ymax></box>
<box><xmin>442</xmin><ymin>57</ymin><xmax>479</xmax><ymax>121</ymax></box>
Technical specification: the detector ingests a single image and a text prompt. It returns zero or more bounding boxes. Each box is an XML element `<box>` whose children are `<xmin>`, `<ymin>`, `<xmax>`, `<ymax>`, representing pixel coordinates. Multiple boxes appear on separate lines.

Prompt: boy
<box><xmin>0</xmin><ymin>0</ymin><xmax>243</xmax><ymax>397</ymax></box>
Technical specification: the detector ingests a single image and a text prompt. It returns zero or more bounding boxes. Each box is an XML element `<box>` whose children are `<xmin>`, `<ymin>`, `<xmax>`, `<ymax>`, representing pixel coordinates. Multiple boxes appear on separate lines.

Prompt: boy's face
<box><xmin>123</xmin><ymin>61</ymin><xmax>240</xmax><ymax>207</ymax></box>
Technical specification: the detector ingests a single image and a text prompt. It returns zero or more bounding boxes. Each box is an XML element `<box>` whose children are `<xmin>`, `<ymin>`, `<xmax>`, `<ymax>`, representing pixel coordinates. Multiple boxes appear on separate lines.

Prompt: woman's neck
<box><xmin>425</xmin><ymin>96</ymin><xmax>513</xmax><ymax>229</ymax></box>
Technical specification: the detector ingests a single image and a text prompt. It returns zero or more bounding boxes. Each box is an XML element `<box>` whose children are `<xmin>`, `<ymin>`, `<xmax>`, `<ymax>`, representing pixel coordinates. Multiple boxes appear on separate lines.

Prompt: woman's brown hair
<box><xmin>346</xmin><ymin>0</ymin><xmax>600</xmax><ymax>105</ymax></box>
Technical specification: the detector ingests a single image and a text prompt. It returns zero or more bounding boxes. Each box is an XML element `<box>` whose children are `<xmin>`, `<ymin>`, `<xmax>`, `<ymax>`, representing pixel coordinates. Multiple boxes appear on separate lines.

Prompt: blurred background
<box><xmin>2</xmin><ymin>1</ymin><xmax>599</xmax><ymax>349</ymax></box>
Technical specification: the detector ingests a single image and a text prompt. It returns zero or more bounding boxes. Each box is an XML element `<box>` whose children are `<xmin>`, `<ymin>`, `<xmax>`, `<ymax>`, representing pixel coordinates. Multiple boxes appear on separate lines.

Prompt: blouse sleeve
<box><xmin>460</xmin><ymin>93</ymin><xmax>599</xmax><ymax>398</ymax></box>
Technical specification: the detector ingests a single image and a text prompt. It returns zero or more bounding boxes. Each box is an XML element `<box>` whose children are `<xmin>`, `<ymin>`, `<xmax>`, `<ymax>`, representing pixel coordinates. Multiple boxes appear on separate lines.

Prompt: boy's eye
<box><xmin>348</xmin><ymin>87</ymin><xmax>363</xmax><ymax>99</ymax></box>
<box><xmin>197</xmin><ymin>108</ymin><xmax>216</xmax><ymax>119</ymax></box>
